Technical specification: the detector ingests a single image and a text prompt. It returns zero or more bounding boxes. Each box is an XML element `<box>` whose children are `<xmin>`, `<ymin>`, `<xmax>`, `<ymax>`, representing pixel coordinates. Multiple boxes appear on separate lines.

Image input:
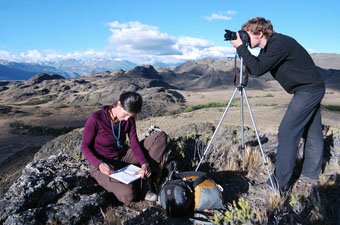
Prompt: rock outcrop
<box><xmin>28</xmin><ymin>73</ymin><xmax>65</xmax><ymax>85</ymax></box>
<box><xmin>0</xmin><ymin>154</ymin><xmax>110</xmax><ymax>225</ymax></box>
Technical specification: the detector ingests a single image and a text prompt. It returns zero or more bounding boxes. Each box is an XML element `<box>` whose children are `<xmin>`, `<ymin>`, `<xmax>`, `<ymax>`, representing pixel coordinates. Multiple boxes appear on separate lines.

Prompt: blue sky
<box><xmin>0</xmin><ymin>0</ymin><xmax>339</xmax><ymax>64</ymax></box>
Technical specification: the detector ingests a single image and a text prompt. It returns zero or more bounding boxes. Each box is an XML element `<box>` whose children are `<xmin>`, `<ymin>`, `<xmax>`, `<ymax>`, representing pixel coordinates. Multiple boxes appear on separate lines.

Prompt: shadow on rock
<box><xmin>210</xmin><ymin>171</ymin><xmax>249</xmax><ymax>203</ymax></box>
<box><xmin>309</xmin><ymin>174</ymin><xmax>340</xmax><ymax>225</ymax></box>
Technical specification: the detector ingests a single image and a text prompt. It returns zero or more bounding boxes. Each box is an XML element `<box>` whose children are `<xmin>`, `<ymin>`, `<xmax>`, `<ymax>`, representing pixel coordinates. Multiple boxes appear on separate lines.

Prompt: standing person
<box><xmin>81</xmin><ymin>91</ymin><xmax>168</xmax><ymax>204</ymax></box>
<box><xmin>229</xmin><ymin>17</ymin><xmax>325</xmax><ymax>192</ymax></box>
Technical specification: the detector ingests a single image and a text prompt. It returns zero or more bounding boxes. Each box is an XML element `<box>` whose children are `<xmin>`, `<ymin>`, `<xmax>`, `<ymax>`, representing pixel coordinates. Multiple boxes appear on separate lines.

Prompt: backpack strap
<box><xmin>175</xmin><ymin>171</ymin><xmax>208</xmax><ymax>188</ymax></box>
<box><xmin>165</xmin><ymin>160</ymin><xmax>178</xmax><ymax>182</ymax></box>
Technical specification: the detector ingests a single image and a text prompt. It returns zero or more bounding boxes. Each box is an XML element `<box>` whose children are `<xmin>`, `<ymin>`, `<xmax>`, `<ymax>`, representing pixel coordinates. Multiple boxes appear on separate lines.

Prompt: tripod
<box><xmin>195</xmin><ymin>55</ymin><xmax>275</xmax><ymax>190</ymax></box>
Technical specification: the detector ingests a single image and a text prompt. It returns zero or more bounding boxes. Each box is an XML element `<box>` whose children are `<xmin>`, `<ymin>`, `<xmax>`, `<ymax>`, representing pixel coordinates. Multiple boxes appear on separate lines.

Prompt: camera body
<box><xmin>224</xmin><ymin>29</ymin><xmax>250</xmax><ymax>46</ymax></box>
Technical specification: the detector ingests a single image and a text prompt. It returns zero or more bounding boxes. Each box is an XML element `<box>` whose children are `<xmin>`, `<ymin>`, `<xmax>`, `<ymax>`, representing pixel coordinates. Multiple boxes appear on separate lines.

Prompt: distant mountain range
<box><xmin>0</xmin><ymin>59</ymin><xmax>139</xmax><ymax>80</ymax></box>
<box><xmin>0</xmin><ymin>53</ymin><xmax>340</xmax><ymax>81</ymax></box>
<box><xmin>40</xmin><ymin>59</ymin><xmax>138</xmax><ymax>77</ymax></box>
<box><xmin>0</xmin><ymin>60</ymin><xmax>73</xmax><ymax>80</ymax></box>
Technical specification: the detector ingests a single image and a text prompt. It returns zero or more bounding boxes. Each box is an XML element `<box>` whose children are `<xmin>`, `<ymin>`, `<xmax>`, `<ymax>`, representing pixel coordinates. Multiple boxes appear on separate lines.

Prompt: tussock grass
<box><xmin>244</xmin><ymin>146</ymin><xmax>274</xmax><ymax>179</ymax></box>
<box><xmin>255</xmin><ymin>103</ymin><xmax>278</xmax><ymax>107</ymax></box>
<box><xmin>218</xmin><ymin>145</ymin><xmax>274</xmax><ymax>178</ymax></box>
<box><xmin>222</xmin><ymin>145</ymin><xmax>242</xmax><ymax>171</ymax></box>
<box><xmin>224</xmin><ymin>157</ymin><xmax>241</xmax><ymax>171</ymax></box>
<box><xmin>54</xmin><ymin>104</ymin><xmax>70</xmax><ymax>109</ymax></box>
<box><xmin>9</xmin><ymin>120</ymin><xmax>76</xmax><ymax>136</ymax></box>
<box><xmin>264</xmin><ymin>93</ymin><xmax>274</xmax><ymax>97</ymax></box>
<box><xmin>183</xmin><ymin>101</ymin><xmax>227</xmax><ymax>112</ymax></box>
<box><xmin>323</xmin><ymin>104</ymin><xmax>340</xmax><ymax>112</ymax></box>
<box><xmin>15</xmin><ymin>97</ymin><xmax>53</xmax><ymax>106</ymax></box>
<box><xmin>104</xmin><ymin>206</ymin><xmax>123</xmax><ymax>225</ymax></box>
<box><xmin>267</xmin><ymin>191</ymin><xmax>285</xmax><ymax>210</ymax></box>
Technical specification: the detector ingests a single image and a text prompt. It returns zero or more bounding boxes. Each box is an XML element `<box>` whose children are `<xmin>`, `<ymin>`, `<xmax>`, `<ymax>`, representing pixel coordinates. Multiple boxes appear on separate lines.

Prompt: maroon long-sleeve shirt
<box><xmin>81</xmin><ymin>106</ymin><xmax>147</xmax><ymax>168</ymax></box>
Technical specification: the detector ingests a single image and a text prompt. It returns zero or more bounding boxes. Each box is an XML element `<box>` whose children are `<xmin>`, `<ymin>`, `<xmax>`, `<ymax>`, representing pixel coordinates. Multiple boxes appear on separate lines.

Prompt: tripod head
<box><xmin>233</xmin><ymin>55</ymin><xmax>249</xmax><ymax>88</ymax></box>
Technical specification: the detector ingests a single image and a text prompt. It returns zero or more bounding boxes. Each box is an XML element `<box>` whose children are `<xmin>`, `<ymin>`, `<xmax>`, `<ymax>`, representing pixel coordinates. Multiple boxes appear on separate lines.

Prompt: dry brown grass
<box><xmin>222</xmin><ymin>145</ymin><xmax>242</xmax><ymax>171</ymax></box>
<box><xmin>174</xmin><ymin>88</ymin><xmax>340</xmax><ymax>132</ymax></box>
<box><xmin>103</xmin><ymin>206</ymin><xmax>123</xmax><ymax>225</ymax></box>
<box><xmin>244</xmin><ymin>146</ymin><xmax>274</xmax><ymax>179</ymax></box>
<box><xmin>266</xmin><ymin>191</ymin><xmax>286</xmax><ymax>210</ymax></box>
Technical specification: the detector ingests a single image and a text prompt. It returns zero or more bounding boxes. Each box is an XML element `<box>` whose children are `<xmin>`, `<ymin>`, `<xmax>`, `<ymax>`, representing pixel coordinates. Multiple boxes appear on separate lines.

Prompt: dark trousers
<box><xmin>275</xmin><ymin>85</ymin><xmax>325</xmax><ymax>189</ymax></box>
<box><xmin>90</xmin><ymin>131</ymin><xmax>168</xmax><ymax>204</ymax></box>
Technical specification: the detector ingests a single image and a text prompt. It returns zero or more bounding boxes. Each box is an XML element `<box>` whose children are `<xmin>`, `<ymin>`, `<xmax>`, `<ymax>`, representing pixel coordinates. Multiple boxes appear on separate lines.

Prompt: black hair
<box><xmin>118</xmin><ymin>92</ymin><xmax>143</xmax><ymax>114</ymax></box>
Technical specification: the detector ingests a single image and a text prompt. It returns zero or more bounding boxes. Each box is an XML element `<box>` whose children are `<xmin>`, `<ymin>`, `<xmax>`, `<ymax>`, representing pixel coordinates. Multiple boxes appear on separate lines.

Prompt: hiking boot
<box><xmin>292</xmin><ymin>175</ymin><xmax>319</xmax><ymax>195</ymax></box>
<box><xmin>300</xmin><ymin>174</ymin><xmax>319</xmax><ymax>183</ymax></box>
<box><xmin>142</xmin><ymin>178</ymin><xmax>157</xmax><ymax>202</ymax></box>
<box><xmin>144</xmin><ymin>190</ymin><xmax>157</xmax><ymax>202</ymax></box>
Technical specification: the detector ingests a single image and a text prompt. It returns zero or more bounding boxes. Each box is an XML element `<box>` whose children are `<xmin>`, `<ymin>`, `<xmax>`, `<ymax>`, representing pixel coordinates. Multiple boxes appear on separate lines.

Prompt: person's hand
<box><xmin>139</xmin><ymin>163</ymin><xmax>151</xmax><ymax>179</ymax></box>
<box><xmin>230</xmin><ymin>32</ymin><xmax>243</xmax><ymax>48</ymax></box>
<box><xmin>99</xmin><ymin>162</ymin><xmax>113</xmax><ymax>175</ymax></box>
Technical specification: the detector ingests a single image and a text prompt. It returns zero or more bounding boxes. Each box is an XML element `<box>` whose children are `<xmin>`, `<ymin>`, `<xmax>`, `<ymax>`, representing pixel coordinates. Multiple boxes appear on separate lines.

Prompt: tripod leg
<box><xmin>243</xmin><ymin>88</ymin><xmax>275</xmax><ymax>190</ymax></box>
<box><xmin>195</xmin><ymin>87</ymin><xmax>238</xmax><ymax>171</ymax></box>
<box><xmin>240</xmin><ymin>87</ymin><xmax>245</xmax><ymax>171</ymax></box>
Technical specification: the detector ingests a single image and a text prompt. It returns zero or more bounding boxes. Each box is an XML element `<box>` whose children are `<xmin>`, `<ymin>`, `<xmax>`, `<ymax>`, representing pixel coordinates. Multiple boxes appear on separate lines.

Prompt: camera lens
<box><xmin>224</xmin><ymin>30</ymin><xmax>237</xmax><ymax>41</ymax></box>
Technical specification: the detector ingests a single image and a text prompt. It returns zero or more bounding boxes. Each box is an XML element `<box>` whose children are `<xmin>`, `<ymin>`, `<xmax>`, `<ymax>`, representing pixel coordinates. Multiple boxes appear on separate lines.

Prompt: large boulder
<box><xmin>0</xmin><ymin>154</ymin><xmax>109</xmax><ymax>225</ymax></box>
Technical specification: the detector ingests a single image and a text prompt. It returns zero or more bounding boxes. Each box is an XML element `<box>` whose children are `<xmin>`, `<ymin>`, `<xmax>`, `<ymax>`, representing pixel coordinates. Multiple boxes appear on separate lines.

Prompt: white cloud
<box><xmin>0</xmin><ymin>50</ymin><xmax>17</xmax><ymax>61</ymax></box>
<box><xmin>107</xmin><ymin>21</ymin><xmax>180</xmax><ymax>56</ymax></box>
<box><xmin>19</xmin><ymin>50</ymin><xmax>44</xmax><ymax>61</ymax></box>
<box><xmin>0</xmin><ymin>21</ymin><xmax>236</xmax><ymax>64</ymax></box>
<box><xmin>105</xmin><ymin>21</ymin><xmax>236</xmax><ymax>64</ymax></box>
<box><xmin>0</xmin><ymin>49</ymin><xmax>113</xmax><ymax>63</ymax></box>
<box><xmin>174</xmin><ymin>37</ymin><xmax>235</xmax><ymax>60</ymax></box>
<box><xmin>306</xmin><ymin>48</ymin><xmax>317</xmax><ymax>54</ymax></box>
<box><xmin>205</xmin><ymin>10</ymin><xmax>237</xmax><ymax>21</ymax></box>
<box><xmin>176</xmin><ymin>37</ymin><xmax>211</xmax><ymax>48</ymax></box>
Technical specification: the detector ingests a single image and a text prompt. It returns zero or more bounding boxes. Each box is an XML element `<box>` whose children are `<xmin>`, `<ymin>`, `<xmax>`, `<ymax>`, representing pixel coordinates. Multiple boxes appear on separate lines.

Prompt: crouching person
<box><xmin>81</xmin><ymin>91</ymin><xmax>168</xmax><ymax>204</ymax></box>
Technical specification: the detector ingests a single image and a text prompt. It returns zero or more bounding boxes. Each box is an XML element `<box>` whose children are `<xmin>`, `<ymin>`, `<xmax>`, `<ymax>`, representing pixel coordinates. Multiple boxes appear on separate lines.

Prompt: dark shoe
<box><xmin>299</xmin><ymin>175</ymin><xmax>319</xmax><ymax>185</ymax></box>
<box><xmin>144</xmin><ymin>190</ymin><xmax>157</xmax><ymax>202</ymax></box>
<box><xmin>300</xmin><ymin>174</ymin><xmax>319</xmax><ymax>182</ymax></box>
<box><xmin>292</xmin><ymin>175</ymin><xmax>319</xmax><ymax>196</ymax></box>
<box><xmin>141</xmin><ymin>178</ymin><xmax>157</xmax><ymax>202</ymax></box>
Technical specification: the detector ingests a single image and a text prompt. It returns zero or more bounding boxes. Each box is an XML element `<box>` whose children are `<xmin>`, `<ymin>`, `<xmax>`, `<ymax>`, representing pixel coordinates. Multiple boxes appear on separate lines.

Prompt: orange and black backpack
<box><xmin>159</xmin><ymin>171</ymin><xmax>224</xmax><ymax>217</ymax></box>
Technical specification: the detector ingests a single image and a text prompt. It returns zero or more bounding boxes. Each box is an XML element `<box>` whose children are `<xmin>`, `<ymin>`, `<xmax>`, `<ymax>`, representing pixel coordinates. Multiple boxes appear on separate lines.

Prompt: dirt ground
<box><xmin>140</xmin><ymin>87</ymin><xmax>340</xmax><ymax>135</ymax></box>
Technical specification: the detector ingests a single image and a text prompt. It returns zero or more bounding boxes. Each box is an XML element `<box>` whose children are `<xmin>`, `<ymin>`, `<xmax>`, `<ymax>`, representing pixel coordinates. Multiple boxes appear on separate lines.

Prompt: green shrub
<box><xmin>323</xmin><ymin>104</ymin><xmax>340</xmax><ymax>112</ymax></box>
<box><xmin>9</xmin><ymin>120</ymin><xmax>77</xmax><ymax>136</ymax></box>
<box><xmin>184</xmin><ymin>102</ymin><xmax>227</xmax><ymax>112</ymax></box>
<box><xmin>54</xmin><ymin>104</ymin><xmax>70</xmax><ymax>109</ymax></box>
<box><xmin>255</xmin><ymin>103</ymin><xmax>278</xmax><ymax>107</ymax></box>
<box><xmin>23</xmin><ymin>98</ymin><xmax>51</xmax><ymax>105</ymax></box>
<box><xmin>213</xmin><ymin>198</ymin><xmax>261</xmax><ymax>225</ymax></box>
<box><xmin>264</xmin><ymin>93</ymin><xmax>274</xmax><ymax>97</ymax></box>
<box><xmin>0</xmin><ymin>105</ymin><xmax>12</xmax><ymax>114</ymax></box>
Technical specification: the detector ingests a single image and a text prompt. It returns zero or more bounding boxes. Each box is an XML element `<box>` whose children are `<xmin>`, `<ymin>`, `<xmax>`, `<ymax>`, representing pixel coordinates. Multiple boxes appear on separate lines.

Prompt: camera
<box><xmin>224</xmin><ymin>29</ymin><xmax>250</xmax><ymax>46</ymax></box>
